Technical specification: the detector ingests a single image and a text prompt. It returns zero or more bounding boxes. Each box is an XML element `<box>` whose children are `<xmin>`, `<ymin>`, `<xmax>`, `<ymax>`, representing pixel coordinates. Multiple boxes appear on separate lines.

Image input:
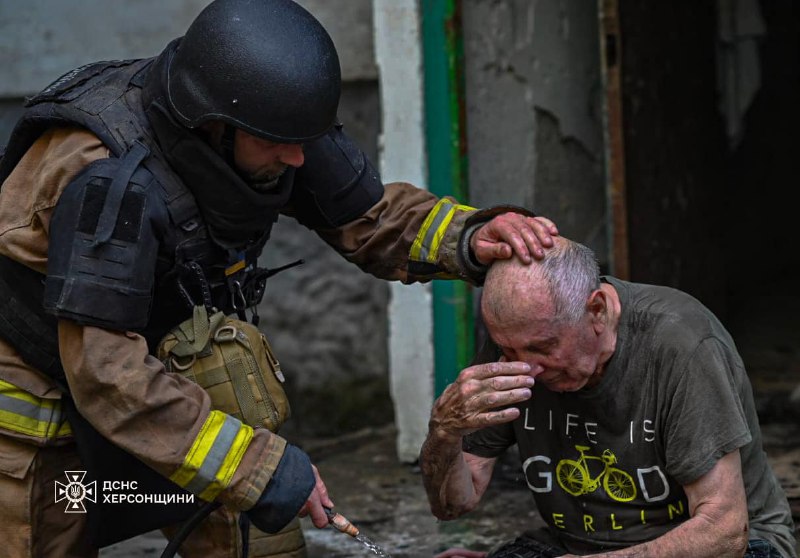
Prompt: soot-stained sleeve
<box><xmin>305</xmin><ymin>182</ymin><xmax>478</xmax><ymax>283</ymax></box>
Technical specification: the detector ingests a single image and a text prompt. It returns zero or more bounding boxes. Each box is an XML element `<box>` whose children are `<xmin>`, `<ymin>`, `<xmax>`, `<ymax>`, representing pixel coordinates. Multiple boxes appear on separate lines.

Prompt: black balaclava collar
<box><xmin>141</xmin><ymin>39</ymin><xmax>294</xmax><ymax>251</ymax></box>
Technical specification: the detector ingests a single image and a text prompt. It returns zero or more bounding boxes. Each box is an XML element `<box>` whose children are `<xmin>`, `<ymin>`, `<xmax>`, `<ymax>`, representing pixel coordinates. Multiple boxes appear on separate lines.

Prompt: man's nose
<box><xmin>278</xmin><ymin>144</ymin><xmax>305</xmax><ymax>168</ymax></box>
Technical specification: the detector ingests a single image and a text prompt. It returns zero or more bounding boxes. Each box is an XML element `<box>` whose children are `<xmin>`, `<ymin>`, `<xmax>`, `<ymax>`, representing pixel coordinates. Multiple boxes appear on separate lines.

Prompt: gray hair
<box><xmin>482</xmin><ymin>238</ymin><xmax>601</xmax><ymax>326</ymax></box>
<box><xmin>538</xmin><ymin>240</ymin><xmax>601</xmax><ymax>324</ymax></box>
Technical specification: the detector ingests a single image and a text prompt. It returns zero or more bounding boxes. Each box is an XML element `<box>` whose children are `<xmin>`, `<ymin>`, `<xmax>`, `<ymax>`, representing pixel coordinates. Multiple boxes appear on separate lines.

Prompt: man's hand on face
<box><xmin>470</xmin><ymin>214</ymin><xmax>558</xmax><ymax>265</ymax></box>
<box><xmin>429</xmin><ymin>361</ymin><xmax>541</xmax><ymax>440</ymax></box>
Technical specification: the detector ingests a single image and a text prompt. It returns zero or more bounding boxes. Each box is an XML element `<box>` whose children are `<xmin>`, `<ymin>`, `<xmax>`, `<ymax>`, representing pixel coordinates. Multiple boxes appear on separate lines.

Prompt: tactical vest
<box><xmin>0</xmin><ymin>59</ymin><xmax>267</xmax><ymax>352</ymax></box>
<box><xmin>0</xmin><ymin>41</ymin><xmax>383</xmax><ymax>366</ymax></box>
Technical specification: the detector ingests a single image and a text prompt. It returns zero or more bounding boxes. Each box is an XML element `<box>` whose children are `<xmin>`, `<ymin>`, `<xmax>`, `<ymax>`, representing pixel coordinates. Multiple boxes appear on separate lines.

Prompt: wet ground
<box><xmin>102</xmin><ymin>421</ymin><xmax>800</xmax><ymax>558</ymax></box>
<box><xmin>299</xmin><ymin>425</ymin><xmax>542</xmax><ymax>557</ymax></box>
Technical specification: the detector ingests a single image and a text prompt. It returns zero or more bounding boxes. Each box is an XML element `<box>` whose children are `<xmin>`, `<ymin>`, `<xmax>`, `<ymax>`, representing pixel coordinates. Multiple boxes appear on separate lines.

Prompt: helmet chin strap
<box><xmin>218</xmin><ymin>123</ymin><xmax>280</xmax><ymax>191</ymax></box>
<box><xmin>220</xmin><ymin>123</ymin><xmax>238</xmax><ymax>169</ymax></box>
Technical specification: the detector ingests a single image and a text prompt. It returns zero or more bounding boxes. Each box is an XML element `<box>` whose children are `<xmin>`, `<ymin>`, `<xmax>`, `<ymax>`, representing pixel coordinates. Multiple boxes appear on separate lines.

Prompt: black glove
<box><xmin>246</xmin><ymin>444</ymin><xmax>315</xmax><ymax>533</ymax></box>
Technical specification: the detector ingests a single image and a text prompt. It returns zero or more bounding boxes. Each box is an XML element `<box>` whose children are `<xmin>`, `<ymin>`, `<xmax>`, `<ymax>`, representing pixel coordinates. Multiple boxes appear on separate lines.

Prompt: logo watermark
<box><xmin>54</xmin><ymin>472</ymin><xmax>195</xmax><ymax>513</ymax></box>
<box><xmin>55</xmin><ymin>471</ymin><xmax>97</xmax><ymax>513</ymax></box>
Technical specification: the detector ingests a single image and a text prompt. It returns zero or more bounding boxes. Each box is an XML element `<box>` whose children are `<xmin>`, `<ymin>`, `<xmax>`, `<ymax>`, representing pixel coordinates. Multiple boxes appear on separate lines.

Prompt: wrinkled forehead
<box><xmin>482</xmin><ymin>303</ymin><xmax>564</xmax><ymax>344</ymax></box>
<box><xmin>480</xmin><ymin>282</ymin><xmax>555</xmax><ymax>322</ymax></box>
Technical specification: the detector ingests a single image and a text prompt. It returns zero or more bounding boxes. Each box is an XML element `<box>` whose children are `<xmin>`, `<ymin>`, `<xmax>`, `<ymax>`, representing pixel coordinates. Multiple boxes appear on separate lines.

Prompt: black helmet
<box><xmin>166</xmin><ymin>0</ymin><xmax>341</xmax><ymax>143</ymax></box>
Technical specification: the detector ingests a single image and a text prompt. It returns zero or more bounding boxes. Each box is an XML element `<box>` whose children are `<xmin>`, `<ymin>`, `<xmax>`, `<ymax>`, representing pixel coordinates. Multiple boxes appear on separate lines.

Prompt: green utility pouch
<box><xmin>157</xmin><ymin>305</ymin><xmax>290</xmax><ymax>432</ymax></box>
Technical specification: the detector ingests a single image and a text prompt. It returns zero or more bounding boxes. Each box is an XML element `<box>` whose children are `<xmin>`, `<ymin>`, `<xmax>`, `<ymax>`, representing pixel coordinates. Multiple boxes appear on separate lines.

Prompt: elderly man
<box><xmin>421</xmin><ymin>238</ymin><xmax>796</xmax><ymax>558</ymax></box>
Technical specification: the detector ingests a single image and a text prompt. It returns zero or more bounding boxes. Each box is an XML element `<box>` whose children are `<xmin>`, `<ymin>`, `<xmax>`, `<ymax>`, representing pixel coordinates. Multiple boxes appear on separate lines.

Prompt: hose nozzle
<box><xmin>324</xmin><ymin>507</ymin><xmax>359</xmax><ymax>538</ymax></box>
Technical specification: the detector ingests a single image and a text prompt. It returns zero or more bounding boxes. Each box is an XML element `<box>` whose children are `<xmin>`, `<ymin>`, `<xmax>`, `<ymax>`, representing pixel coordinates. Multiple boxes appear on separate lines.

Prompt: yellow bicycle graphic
<box><xmin>556</xmin><ymin>445</ymin><xmax>637</xmax><ymax>502</ymax></box>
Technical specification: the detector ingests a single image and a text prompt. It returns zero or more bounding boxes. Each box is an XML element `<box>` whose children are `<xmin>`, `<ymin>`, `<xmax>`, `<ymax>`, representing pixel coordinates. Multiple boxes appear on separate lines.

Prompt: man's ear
<box><xmin>586</xmin><ymin>289</ymin><xmax>608</xmax><ymax>333</ymax></box>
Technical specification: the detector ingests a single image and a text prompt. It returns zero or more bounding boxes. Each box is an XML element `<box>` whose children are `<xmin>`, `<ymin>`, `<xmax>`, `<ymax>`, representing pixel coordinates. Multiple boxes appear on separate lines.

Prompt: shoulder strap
<box><xmin>93</xmin><ymin>141</ymin><xmax>150</xmax><ymax>246</ymax></box>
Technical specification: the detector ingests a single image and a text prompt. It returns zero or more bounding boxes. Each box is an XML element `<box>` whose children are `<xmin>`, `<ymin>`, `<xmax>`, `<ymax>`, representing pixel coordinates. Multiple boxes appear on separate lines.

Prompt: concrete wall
<box><xmin>0</xmin><ymin>0</ymin><xmax>390</xmax><ymax>438</ymax></box>
<box><xmin>373</xmin><ymin>0</ymin><xmax>436</xmax><ymax>464</ymax></box>
<box><xmin>0</xmin><ymin>1</ymin><xmax>207</xmax><ymax>96</ymax></box>
<box><xmin>462</xmin><ymin>0</ymin><xmax>607</xmax><ymax>263</ymax></box>
<box><xmin>0</xmin><ymin>0</ymin><xmax>376</xmax><ymax>94</ymax></box>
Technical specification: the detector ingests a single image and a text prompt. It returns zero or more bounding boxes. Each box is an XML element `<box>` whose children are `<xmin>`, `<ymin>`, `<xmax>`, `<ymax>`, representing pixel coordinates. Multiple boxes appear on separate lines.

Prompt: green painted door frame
<box><xmin>421</xmin><ymin>0</ymin><xmax>474</xmax><ymax>396</ymax></box>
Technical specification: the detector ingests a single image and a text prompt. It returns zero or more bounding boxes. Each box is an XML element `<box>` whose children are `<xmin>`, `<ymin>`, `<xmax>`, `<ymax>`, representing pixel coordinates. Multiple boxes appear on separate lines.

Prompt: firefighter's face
<box><xmin>233</xmin><ymin>130</ymin><xmax>305</xmax><ymax>187</ymax></box>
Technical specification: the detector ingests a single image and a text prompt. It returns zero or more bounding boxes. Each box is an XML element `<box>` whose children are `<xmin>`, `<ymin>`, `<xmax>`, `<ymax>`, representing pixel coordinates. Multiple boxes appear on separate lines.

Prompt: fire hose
<box><xmin>160</xmin><ymin>501</ymin><xmax>222</xmax><ymax>558</ymax></box>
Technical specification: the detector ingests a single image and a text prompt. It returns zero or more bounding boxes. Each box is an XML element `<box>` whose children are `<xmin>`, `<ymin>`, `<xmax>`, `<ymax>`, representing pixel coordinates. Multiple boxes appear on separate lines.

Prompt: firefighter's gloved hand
<box><xmin>246</xmin><ymin>444</ymin><xmax>315</xmax><ymax>533</ymax></box>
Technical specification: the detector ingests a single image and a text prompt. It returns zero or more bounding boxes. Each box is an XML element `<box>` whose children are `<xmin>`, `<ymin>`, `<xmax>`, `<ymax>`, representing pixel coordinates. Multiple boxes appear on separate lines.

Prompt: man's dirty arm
<box><xmin>420</xmin><ymin>428</ymin><xmax>496</xmax><ymax>520</ymax></box>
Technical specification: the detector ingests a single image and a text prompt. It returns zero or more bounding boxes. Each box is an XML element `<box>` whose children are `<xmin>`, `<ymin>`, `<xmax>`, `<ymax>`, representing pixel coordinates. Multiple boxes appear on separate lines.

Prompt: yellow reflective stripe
<box><xmin>410</xmin><ymin>199</ymin><xmax>449</xmax><ymax>262</ymax></box>
<box><xmin>410</xmin><ymin>199</ymin><xmax>475</xmax><ymax>264</ymax></box>
<box><xmin>425</xmin><ymin>205</ymin><xmax>457</xmax><ymax>263</ymax></box>
<box><xmin>55</xmin><ymin>419</ymin><xmax>73</xmax><ymax>437</ymax></box>
<box><xmin>170</xmin><ymin>410</ymin><xmax>253</xmax><ymax>502</ymax></box>
<box><xmin>198</xmin><ymin>422</ymin><xmax>252</xmax><ymax>501</ymax></box>
<box><xmin>0</xmin><ymin>408</ymin><xmax>53</xmax><ymax>438</ymax></box>
<box><xmin>0</xmin><ymin>379</ymin><xmax>71</xmax><ymax>439</ymax></box>
<box><xmin>0</xmin><ymin>378</ymin><xmax>57</xmax><ymax>407</ymax></box>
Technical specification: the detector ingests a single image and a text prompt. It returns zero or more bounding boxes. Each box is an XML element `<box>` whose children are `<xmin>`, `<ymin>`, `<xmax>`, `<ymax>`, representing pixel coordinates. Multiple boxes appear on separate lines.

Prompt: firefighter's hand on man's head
<box><xmin>471</xmin><ymin>214</ymin><xmax>558</xmax><ymax>265</ymax></box>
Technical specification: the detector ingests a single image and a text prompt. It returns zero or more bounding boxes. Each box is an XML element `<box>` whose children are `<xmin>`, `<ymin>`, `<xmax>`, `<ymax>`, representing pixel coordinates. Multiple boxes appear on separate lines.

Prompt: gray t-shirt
<box><xmin>465</xmin><ymin>277</ymin><xmax>796</xmax><ymax>557</ymax></box>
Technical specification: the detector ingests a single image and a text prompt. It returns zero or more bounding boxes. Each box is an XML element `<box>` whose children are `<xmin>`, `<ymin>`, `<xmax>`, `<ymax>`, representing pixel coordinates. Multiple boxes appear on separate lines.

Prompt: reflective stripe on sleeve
<box><xmin>170</xmin><ymin>410</ymin><xmax>254</xmax><ymax>502</ymax></box>
<box><xmin>410</xmin><ymin>199</ymin><xmax>475</xmax><ymax>264</ymax></box>
<box><xmin>0</xmin><ymin>379</ymin><xmax>72</xmax><ymax>440</ymax></box>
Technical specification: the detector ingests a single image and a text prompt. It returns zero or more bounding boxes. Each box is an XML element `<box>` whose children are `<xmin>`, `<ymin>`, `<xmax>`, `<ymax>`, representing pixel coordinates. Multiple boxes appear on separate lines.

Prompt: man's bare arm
<box><xmin>420</xmin><ymin>360</ymin><xmax>539</xmax><ymax>519</ymax></box>
<box><xmin>421</xmin><ymin>428</ymin><xmax>497</xmax><ymax>519</ymax></box>
<box><xmin>563</xmin><ymin>450</ymin><xmax>749</xmax><ymax>558</ymax></box>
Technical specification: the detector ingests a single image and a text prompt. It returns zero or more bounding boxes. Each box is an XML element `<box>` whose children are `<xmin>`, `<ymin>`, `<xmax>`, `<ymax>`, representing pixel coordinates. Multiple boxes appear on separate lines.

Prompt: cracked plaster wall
<box><xmin>463</xmin><ymin>0</ymin><xmax>607</xmax><ymax>263</ymax></box>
